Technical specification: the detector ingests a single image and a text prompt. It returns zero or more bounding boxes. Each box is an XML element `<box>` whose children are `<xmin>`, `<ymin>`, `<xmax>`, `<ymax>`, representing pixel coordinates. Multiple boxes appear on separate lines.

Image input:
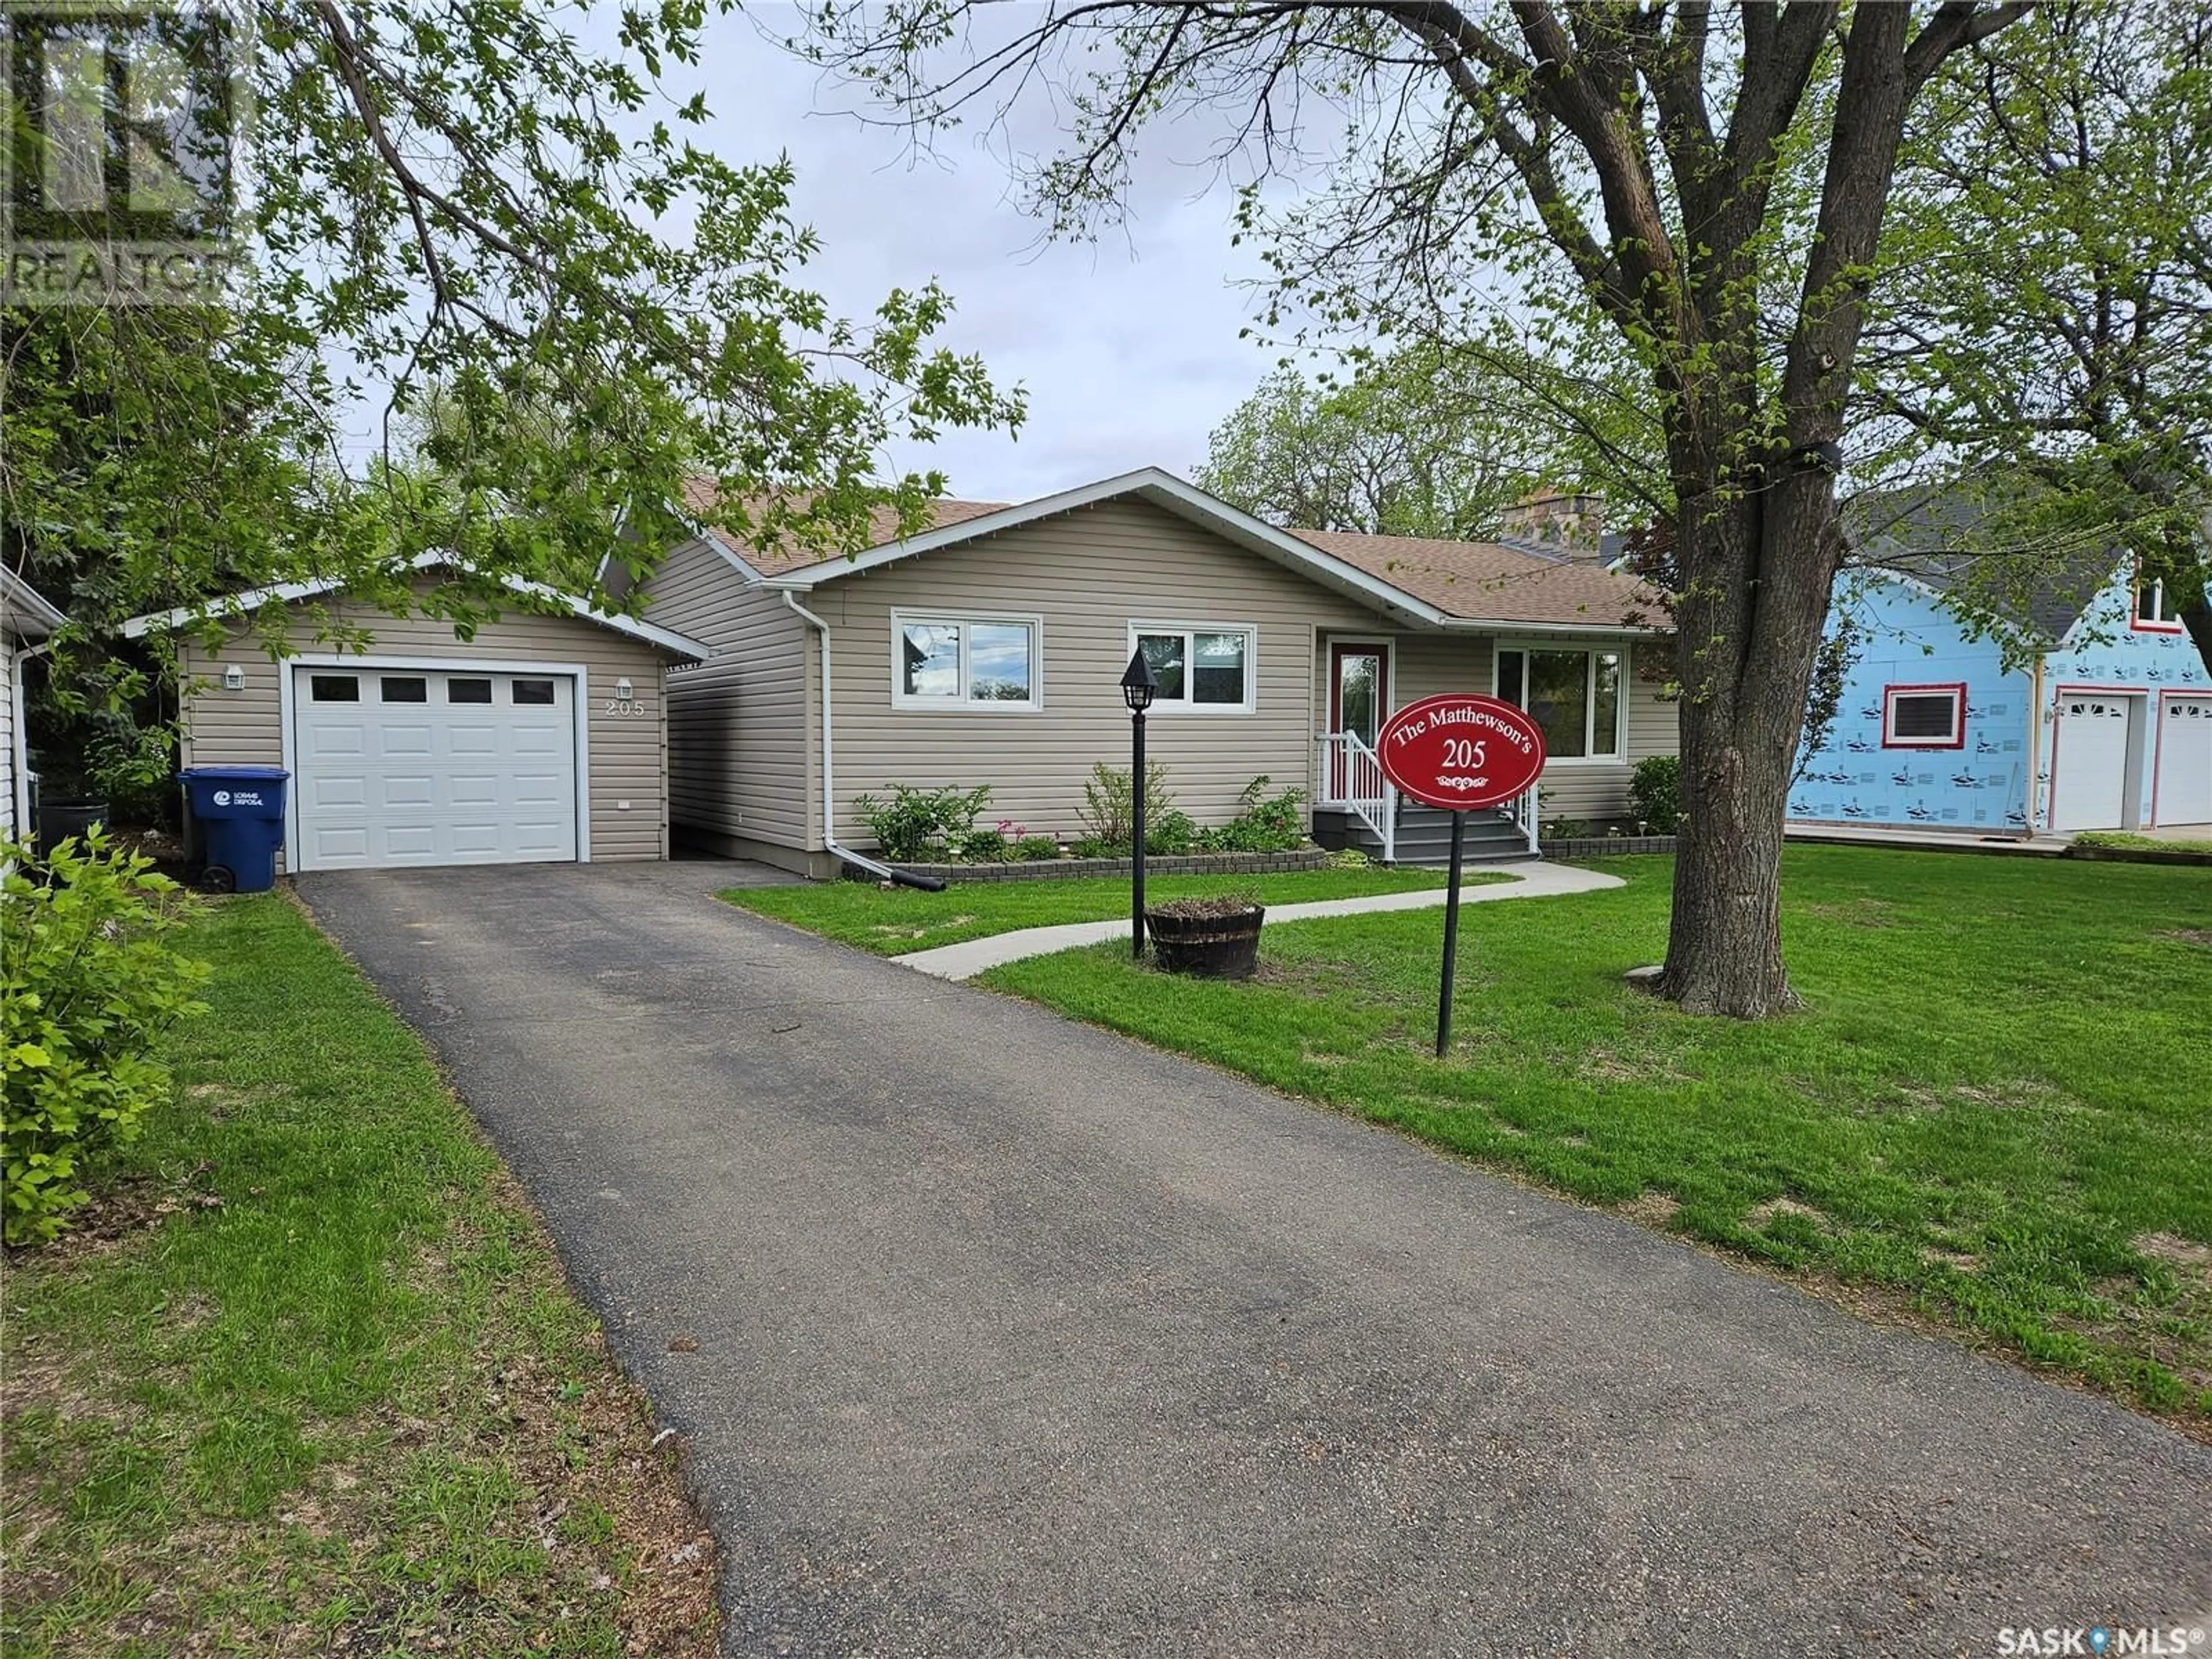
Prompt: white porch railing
<box><xmin>1510</xmin><ymin>781</ymin><xmax>1541</xmax><ymax>856</ymax></box>
<box><xmin>1318</xmin><ymin>730</ymin><xmax>1395</xmax><ymax>863</ymax></box>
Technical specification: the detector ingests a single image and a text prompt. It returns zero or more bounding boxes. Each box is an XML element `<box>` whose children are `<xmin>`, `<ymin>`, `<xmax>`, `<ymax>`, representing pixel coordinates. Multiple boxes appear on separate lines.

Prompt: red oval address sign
<box><xmin>1377</xmin><ymin>694</ymin><xmax>1547</xmax><ymax>811</ymax></box>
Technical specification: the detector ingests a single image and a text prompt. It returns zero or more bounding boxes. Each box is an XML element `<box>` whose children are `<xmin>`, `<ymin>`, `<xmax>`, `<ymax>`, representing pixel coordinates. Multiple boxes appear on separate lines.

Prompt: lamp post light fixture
<box><xmin>1120</xmin><ymin>647</ymin><xmax>1159</xmax><ymax>957</ymax></box>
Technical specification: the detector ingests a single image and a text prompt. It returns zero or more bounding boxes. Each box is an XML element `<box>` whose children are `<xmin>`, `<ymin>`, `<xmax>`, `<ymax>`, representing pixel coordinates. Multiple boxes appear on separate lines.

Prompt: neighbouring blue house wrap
<box><xmin>1791</xmin><ymin>497</ymin><xmax>2212</xmax><ymax>835</ymax></box>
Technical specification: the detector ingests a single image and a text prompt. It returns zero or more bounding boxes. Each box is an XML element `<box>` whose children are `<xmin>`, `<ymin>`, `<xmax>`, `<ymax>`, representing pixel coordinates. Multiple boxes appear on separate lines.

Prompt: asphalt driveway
<box><xmin>298</xmin><ymin>862</ymin><xmax>2212</xmax><ymax>1657</ymax></box>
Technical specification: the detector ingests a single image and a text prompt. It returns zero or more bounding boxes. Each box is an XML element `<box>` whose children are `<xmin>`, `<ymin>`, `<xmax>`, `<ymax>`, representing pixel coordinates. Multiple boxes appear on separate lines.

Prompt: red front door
<box><xmin>1328</xmin><ymin>642</ymin><xmax>1389</xmax><ymax>801</ymax></box>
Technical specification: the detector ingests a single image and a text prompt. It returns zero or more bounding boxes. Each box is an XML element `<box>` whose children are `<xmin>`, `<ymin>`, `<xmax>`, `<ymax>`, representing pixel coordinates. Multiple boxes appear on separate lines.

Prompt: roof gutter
<box><xmin>779</xmin><ymin>590</ymin><xmax>945</xmax><ymax>892</ymax></box>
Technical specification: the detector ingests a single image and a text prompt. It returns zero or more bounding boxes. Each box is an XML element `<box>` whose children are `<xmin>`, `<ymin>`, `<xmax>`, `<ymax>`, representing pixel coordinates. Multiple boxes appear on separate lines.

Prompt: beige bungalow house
<box><xmin>643</xmin><ymin>469</ymin><xmax>1676</xmax><ymax>876</ymax></box>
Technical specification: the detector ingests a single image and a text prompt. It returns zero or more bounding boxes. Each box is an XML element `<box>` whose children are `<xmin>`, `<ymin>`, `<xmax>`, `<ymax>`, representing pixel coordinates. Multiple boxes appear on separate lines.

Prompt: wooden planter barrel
<box><xmin>1145</xmin><ymin>903</ymin><xmax>1264</xmax><ymax>979</ymax></box>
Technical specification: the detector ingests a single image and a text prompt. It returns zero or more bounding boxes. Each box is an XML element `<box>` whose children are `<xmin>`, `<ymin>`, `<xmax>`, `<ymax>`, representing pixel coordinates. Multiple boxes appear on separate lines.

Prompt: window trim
<box><xmin>1491</xmin><ymin>641</ymin><xmax>1628</xmax><ymax>764</ymax></box>
<box><xmin>889</xmin><ymin>610</ymin><xmax>1046</xmax><ymax>713</ymax></box>
<box><xmin>1126</xmin><ymin>620</ymin><xmax>1260</xmax><ymax>715</ymax></box>
<box><xmin>1881</xmin><ymin>681</ymin><xmax>1968</xmax><ymax>749</ymax></box>
<box><xmin>2132</xmin><ymin>574</ymin><xmax>2186</xmax><ymax>634</ymax></box>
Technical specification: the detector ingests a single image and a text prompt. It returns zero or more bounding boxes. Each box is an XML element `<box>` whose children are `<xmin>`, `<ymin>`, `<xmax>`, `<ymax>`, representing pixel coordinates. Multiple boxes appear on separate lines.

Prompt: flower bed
<box><xmin>858</xmin><ymin>847</ymin><xmax>1331</xmax><ymax>883</ymax></box>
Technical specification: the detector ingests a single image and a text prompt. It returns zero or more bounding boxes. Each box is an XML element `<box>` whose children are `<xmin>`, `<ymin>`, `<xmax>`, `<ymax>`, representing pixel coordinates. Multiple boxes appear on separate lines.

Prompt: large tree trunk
<box><xmin>1658</xmin><ymin>471</ymin><xmax>1846</xmax><ymax>1017</ymax></box>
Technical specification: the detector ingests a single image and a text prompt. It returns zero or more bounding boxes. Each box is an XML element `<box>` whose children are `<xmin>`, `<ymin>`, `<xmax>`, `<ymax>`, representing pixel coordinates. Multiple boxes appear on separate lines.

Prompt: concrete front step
<box><xmin>1311</xmin><ymin>807</ymin><xmax>1536</xmax><ymax>868</ymax></box>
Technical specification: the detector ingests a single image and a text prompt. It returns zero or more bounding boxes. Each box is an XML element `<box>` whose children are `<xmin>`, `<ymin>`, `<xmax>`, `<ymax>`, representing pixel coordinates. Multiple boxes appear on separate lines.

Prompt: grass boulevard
<box><xmin>739</xmin><ymin>846</ymin><xmax>2212</xmax><ymax>1432</ymax></box>
<box><xmin>2</xmin><ymin>896</ymin><xmax>721</xmax><ymax>1657</ymax></box>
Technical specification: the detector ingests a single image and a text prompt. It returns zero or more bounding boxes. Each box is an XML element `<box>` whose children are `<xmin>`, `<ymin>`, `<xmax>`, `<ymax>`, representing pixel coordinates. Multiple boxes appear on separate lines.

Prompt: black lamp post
<box><xmin>1120</xmin><ymin>647</ymin><xmax>1158</xmax><ymax>957</ymax></box>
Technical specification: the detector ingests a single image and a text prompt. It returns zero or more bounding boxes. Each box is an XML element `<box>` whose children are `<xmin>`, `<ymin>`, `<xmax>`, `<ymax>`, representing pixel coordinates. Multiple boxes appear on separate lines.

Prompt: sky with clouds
<box><xmin>652</xmin><ymin>8</ymin><xmax>1297</xmax><ymax>505</ymax></box>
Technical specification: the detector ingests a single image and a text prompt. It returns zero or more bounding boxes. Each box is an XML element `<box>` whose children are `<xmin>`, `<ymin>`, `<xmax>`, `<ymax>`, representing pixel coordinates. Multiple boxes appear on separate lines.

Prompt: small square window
<box><xmin>380</xmin><ymin>677</ymin><xmax>427</xmax><ymax>703</ymax></box>
<box><xmin>447</xmin><ymin>678</ymin><xmax>493</xmax><ymax>704</ymax></box>
<box><xmin>1882</xmin><ymin>685</ymin><xmax>1965</xmax><ymax>748</ymax></box>
<box><xmin>2134</xmin><ymin>577</ymin><xmax>2183</xmax><ymax>630</ymax></box>
<box><xmin>309</xmin><ymin>674</ymin><xmax>359</xmax><ymax>702</ymax></box>
<box><xmin>511</xmin><ymin>679</ymin><xmax>556</xmax><ymax>705</ymax></box>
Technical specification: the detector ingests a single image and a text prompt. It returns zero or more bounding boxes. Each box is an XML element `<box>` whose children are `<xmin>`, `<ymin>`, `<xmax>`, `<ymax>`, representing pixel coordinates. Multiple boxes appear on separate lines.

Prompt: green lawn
<box><xmin>724</xmin><ymin>865</ymin><xmax>1483</xmax><ymax>954</ymax></box>
<box><xmin>1</xmin><ymin>897</ymin><xmax>718</xmax><ymax>1657</ymax></box>
<box><xmin>982</xmin><ymin>846</ymin><xmax>2212</xmax><ymax>1425</ymax></box>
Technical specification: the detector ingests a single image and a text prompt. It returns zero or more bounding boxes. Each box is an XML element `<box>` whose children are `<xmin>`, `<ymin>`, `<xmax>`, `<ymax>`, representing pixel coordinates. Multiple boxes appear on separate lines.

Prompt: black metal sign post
<box><xmin>1130</xmin><ymin>705</ymin><xmax>1147</xmax><ymax>957</ymax></box>
<box><xmin>1434</xmin><ymin>808</ymin><xmax>1468</xmax><ymax>1058</ymax></box>
<box><xmin>1120</xmin><ymin>649</ymin><xmax>1158</xmax><ymax>958</ymax></box>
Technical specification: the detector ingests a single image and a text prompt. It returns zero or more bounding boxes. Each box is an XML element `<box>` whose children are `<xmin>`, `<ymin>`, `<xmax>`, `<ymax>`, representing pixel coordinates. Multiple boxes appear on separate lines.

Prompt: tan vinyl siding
<box><xmin>812</xmin><ymin>498</ymin><xmax>1380</xmax><ymax>843</ymax></box>
<box><xmin>176</xmin><ymin>587</ymin><xmax>675</xmax><ymax>865</ymax></box>
<box><xmin>1317</xmin><ymin>630</ymin><xmax>1677</xmax><ymax>823</ymax></box>
<box><xmin>642</xmin><ymin>537</ymin><xmax>817</xmax><ymax>853</ymax></box>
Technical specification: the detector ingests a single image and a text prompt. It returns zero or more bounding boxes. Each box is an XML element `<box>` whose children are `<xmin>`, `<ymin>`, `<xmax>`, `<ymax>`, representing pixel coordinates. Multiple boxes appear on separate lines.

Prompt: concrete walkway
<box><xmin>297</xmin><ymin>862</ymin><xmax>2211</xmax><ymax>1657</ymax></box>
<box><xmin>892</xmin><ymin>860</ymin><xmax>1626</xmax><ymax>979</ymax></box>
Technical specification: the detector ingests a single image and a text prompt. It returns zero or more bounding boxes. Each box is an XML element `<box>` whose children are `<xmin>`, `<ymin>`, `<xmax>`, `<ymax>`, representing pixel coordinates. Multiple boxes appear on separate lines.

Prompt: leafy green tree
<box><xmin>1196</xmin><ymin>350</ymin><xmax>1552</xmax><ymax>538</ymax></box>
<box><xmin>1861</xmin><ymin>0</ymin><xmax>2212</xmax><ymax>676</ymax></box>
<box><xmin>810</xmin><ymin>1</ymin><xmax>2031</xmax><ymax>1016</ymax></box>
<box><xmin>3</xmin><ymin>0</ymin><xmax>1024</xmax><ymax>798</ymax></box>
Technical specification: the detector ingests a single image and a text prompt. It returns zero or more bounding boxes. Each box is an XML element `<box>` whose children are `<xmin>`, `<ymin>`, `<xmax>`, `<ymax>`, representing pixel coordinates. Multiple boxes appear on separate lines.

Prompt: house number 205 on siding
<box><xmin>604</xmin><ymin>696</ymin><xmax>649</xmax><ymax>717</ymax></box>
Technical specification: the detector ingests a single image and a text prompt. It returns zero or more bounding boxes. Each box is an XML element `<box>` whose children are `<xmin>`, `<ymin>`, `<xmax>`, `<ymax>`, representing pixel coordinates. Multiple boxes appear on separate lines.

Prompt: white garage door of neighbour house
<box><xmin>293</xmin><ymin>666</ymin><xmax>579</xmax><ymax>869</ymax></box>
<box><xmin>2154</xmin><ymin>694</ymin><xmax>2212</xmax><ymax>827</ymax></box>
<box><xmin>2049</xmin><ymin>694</ymin><xmax>2136</xmax><ymax>832</ymax></box>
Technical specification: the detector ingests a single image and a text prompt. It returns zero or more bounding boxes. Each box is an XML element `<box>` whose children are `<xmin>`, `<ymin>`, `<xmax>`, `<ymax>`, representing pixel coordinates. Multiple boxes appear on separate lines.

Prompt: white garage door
<box><xmin>2153</xmin><ymin>694</ymin><xmax>2212</xmax><ymax>827</ymax></box>
<box><xmin>2049</xmin><ymin>695</ymin><xmax>2135</xmax><ymax>832</ymax></box>
<box><xmin>294</xmin><ymin>666</ymin><xmax>578</xmax><ymax>870</ymax></box>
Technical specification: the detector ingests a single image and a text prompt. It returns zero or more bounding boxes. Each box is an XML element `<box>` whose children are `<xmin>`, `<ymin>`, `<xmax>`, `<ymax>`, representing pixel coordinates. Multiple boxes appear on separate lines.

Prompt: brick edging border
<box><xmin>1539</xmin><ymin>835</ymin><xmax>1677</xmax><ymax>858</ymax></box>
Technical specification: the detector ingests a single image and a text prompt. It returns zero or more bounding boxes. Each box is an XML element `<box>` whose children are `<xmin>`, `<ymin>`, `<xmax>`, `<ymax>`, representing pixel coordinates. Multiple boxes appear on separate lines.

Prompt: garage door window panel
<box><xmin>512</xmin><ymin>678</ymin><xmax>556</xmax><ymax>705</ymax></box>
<box><xmin>310</xmin><ymin>674</ymin><xmax>359</xmax><ymax>702</ymax></box>
<box><xmin>380</xmin><ymin>676</ymin><xmax>427</xmax><ymax>702</ymax></box>
<box><xmin>448</xmin><ymin>678</ymin><xmax>494</xmax><ymax>704</ymax></box>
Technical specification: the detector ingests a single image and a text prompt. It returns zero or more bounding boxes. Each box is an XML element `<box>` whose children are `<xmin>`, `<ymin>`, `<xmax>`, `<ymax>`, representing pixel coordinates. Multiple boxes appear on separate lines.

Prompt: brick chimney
<box><xmin>1500</xmin><ymin>490</ymin><xmax>1606</xmax><ymax>563</ymax></box>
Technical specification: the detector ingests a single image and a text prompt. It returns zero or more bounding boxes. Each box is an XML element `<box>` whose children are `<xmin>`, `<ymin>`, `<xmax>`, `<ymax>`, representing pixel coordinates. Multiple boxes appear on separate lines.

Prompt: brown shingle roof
<box><xmin>680</xmin><ymin>478</ymin><xmax>1007</xmax><ymax>577</ymax></box>
<box><xmin>1289</xmin><ymin>528</ymin><xmax>1668</xmax><ymax>629</ymax></box>
<box><xmin>677</xmin><ymin>472</ymin><xmax>1665</xmax><ymax>629</ymax></box>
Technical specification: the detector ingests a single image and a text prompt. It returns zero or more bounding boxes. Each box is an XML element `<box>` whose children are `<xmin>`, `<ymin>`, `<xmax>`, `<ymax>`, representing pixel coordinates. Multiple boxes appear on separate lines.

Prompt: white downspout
<box><xmin>781</xmin><ymin>589</ymin><xmax>934</xmax><ymax>887</ymax></box>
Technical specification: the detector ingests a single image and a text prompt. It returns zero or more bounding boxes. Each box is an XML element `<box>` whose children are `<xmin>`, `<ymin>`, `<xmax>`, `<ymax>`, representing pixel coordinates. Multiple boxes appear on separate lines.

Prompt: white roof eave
<box><xmin>119</xmin><ymin>551</ymin><xmax>710</xmax><ymax>661</ymax></box>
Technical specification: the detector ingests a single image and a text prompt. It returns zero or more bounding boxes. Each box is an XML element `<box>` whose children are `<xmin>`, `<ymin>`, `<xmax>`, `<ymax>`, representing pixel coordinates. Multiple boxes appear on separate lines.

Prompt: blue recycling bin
<box><xmin>178</xmin><ymin>766</ymin><xmax>289</xmax><ymax>893</ymax></box>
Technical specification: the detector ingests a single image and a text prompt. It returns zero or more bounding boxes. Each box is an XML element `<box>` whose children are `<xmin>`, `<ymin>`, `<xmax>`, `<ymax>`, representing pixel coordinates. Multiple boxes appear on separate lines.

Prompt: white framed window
<box><xmin>1881</xmin><ymin>683</ymin><xmax>1966</xmax><ymax>748</ymax></box>
<box><xmin>891</xmin><ymin>612</ymin><xmax>1043</xmax><ymax>711</ymax></box>
<box><xmin>1128</xmin><ymin>622</ymin><xmax>1257</xmax><ymax>714</ymax></box>
<box><xmin>2134</xmin><ymin>575</ymin><xmax>2184</xmax><ymax>632</ymax></box>
<box><xmin>1494</xmin><ymin>643</ymin><xmax>1624</xmax><ymax>760</ymax></box>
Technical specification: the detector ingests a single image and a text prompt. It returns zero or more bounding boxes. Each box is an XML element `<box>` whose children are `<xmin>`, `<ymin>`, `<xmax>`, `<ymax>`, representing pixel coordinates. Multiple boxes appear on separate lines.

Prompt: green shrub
<box><xmin>1195</xmin><ymin>775</ymin><xmax>1309</xmax><ymax>852</ymax></box>
<box><xmin>1076</xmin><ymin>760</ymin><xmax>1179</xmax><ymax>854</ymax></box>
<box><xmin>1013</xmin><ymin>835</ymin><xmax>1063</xmax><ymax>862</ymax></box>
<box><xmin>1325</xmin><ymin>846</ymin><xmax>1372</xmax><ymax>870</ymax></box>
<box><xmin>1146</xmin><ymin>807</ymin><xmax>1199</xmax><ymax>855</ymax></box>
<box><xmin>2</xmin><ymin>831</ymin><xmax>210</xmax><ymax>1244</ymax></box>
<box><xmin>948</xmin><ymin>826</ymin><xmax>1011</xmax><ymax>863</ymax></box>
<box><xmin>852</xmin><ymin>783</ymin><xmax>993</xmax><ymax>861</ymax></box>
<box><xmin>1630</xmin><ymin>755</ymin><xmax>1683</xmax><ymax>835</ymax></box>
